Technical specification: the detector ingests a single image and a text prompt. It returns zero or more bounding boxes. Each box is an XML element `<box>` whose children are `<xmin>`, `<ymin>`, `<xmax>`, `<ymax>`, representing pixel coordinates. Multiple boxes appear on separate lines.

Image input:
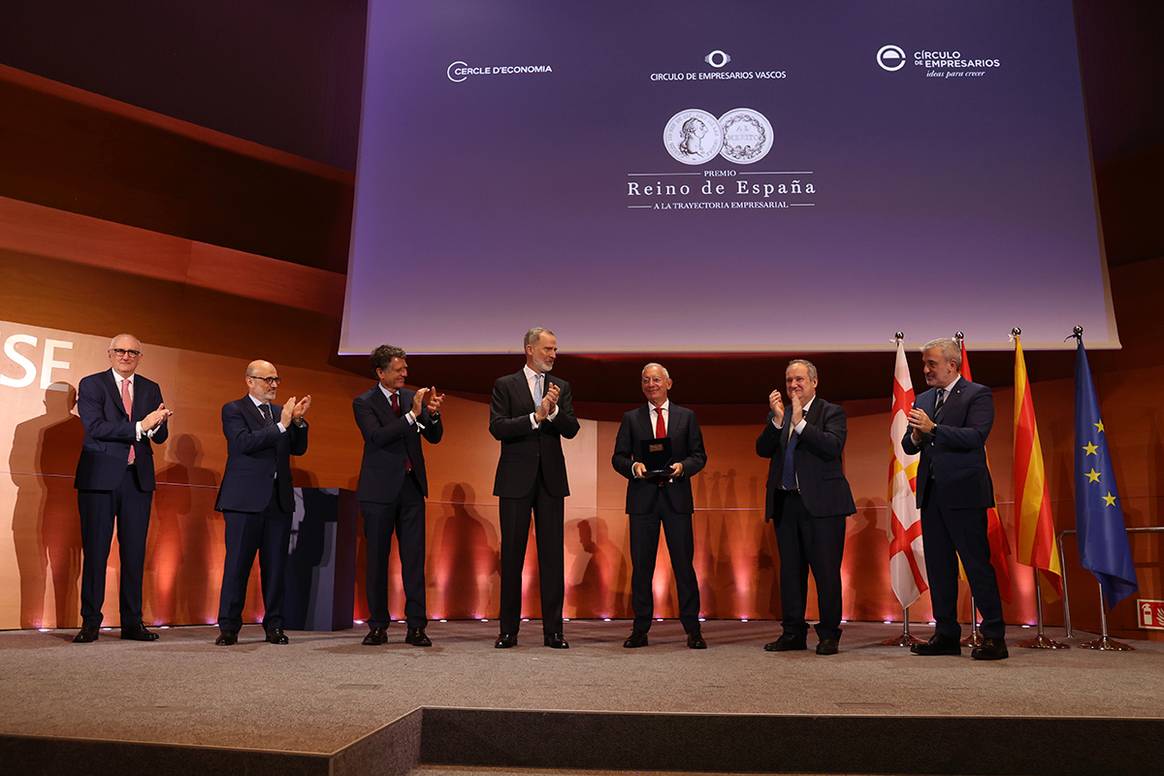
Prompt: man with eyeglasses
<box><xmin>612</xmin><ymin>363</ymin><xmax>707</xmax><ymax>649</ymax></box>
<box><xmin>73</xmin><ymin>333</ymin><xmax>172</xmax><ymax>643</ymax></box>
<box><xmin>214</xmin><ymin>360</ymin><xmax>311</xmax><ymax>646</ymax></box>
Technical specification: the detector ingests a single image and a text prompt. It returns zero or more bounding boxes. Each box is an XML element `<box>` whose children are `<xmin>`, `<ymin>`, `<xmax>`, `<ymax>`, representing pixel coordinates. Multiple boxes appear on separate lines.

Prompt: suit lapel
<box><xmin>639</xmin><ymin>405</ymin><xmax>654</xmax><ymax>439</ymax></box>
<box><xmin>517</xmin><ymin>371</ymin><xmax>536</xmax><ymax>414</ymax></box>
<box><xmin>102</xmin><ymin>371</ymin><xmax>129</xmax><ymax>419</ymax></box>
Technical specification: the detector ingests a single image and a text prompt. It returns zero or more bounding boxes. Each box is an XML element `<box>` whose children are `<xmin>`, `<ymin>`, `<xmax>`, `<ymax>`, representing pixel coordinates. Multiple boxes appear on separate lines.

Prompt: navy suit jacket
<box><xmin>489</xmin><ymin>370</ymin><xmax>580</xmax><ymax>499</ymax></box>
<box><xmin>215</xmin><ymin>397</ymin><xmax>309</xmax><ymax>514</ymax></box>
<box><xmin>353</xmin><ymin>385</ymin><xmax>442</xmax><ymax>502</ymax></box>
<box><xmin>74</xmin><ymin>370</ymin><xmax>168</xmax><ymax>491</ymax></box>
<box><xmin>902</xmin><ymin>379</ymin><xmax>995</xmax><ymax>510</ymax></box>
<box><xmin>756</xmin><ymin>397</ymin><xmax>856</xmax><ymax>520</ymax></box>
<box><xmin>612</xmin><ymin>403</ymin><xmax>706</xmax><ymax>515</ymax></box>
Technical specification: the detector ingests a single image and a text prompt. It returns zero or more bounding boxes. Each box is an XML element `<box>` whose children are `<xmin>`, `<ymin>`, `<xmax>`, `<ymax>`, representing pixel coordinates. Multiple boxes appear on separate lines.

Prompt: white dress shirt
<box><xmin>524</xmin><ymin>364</ymin><xmax>559</xmax><ymax>428</ymax></box>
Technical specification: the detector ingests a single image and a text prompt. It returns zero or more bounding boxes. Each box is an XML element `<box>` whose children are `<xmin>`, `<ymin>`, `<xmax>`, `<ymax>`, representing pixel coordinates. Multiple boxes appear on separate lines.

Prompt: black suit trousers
<box><xmin>920</xmin><ymin>493</ymin><xmax>1005</xmax><ymax>640</ymax></box>
<box><xmin>217</xmin><ymin>483</ymin><xmax>291</xmax><ymax>632</ymax></box>
<box><xmin>498</xmin><ymin>469</ymin><xmax>564</xmax><ymax>636</ymax></box>
<box><xmin>76</xmin><ymin>465</ymin><xmax>152</xmax><ymax>627</ymax></box>
<box><xmin>361</xmin><ymin>474</ymin><xmax>427</xmax><ymax>629</ymax></box>
<box><xmin>774</xmin><ymin>492</ymin><xmax>847</xmax><ymax>640</ymax></box>
<box><xmin>629</xmin><ymin>498</ymin><xmax>701</xmax><ymax>633</ymax></box>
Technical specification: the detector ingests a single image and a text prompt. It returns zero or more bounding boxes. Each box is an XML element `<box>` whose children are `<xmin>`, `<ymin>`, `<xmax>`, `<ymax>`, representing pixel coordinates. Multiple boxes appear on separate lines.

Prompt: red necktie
<box><xmin>655</xmin><ymin>406</ymin><xmax>666</xmax><ymax>438</ymax></box>
<box><xmin>121</xmin><ymin>378</ymin><xmax>135</xmax><ymax>464</ymax></box>
<box><xmin>389</xmin><ymin>392</ymin><xmax>414</xmax><ymax>472</ymax></box>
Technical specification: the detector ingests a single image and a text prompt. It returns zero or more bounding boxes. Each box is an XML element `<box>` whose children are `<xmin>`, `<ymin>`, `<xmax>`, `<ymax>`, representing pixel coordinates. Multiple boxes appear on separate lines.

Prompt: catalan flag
<box><xmin>1074</xmin><ymin>335</ymin><xmax>1137</xmax><ymax>609</ymax></box>
<box><xmin>1013</xmin><ymin>334</ymin><xmax>1062</xmax><ymax>592</ymax></box>
<box><xmin>887</xmin><ymin>338</ymin><xmax>927</xmax><ymax>607</ymax></box>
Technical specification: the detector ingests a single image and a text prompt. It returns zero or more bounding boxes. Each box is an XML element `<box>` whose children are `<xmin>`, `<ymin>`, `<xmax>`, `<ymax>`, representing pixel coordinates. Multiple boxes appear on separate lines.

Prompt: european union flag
<box><xmin>1074</xmin><ymin>337</ymin><xmax>1138</xmax><ymax>609</ymax></box>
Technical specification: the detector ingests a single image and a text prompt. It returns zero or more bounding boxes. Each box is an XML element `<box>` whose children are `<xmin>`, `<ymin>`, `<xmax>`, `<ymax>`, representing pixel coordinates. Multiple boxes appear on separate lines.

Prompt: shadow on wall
<box><xmin>9</xmin><ymin>382</ymin><xmax>84</xmax><ymax>629</ymax></box>
<box><xmin>151</xmin><ymin>434</ymin><xmax>219</xmax><ymax>625</ymax></box>
<box><xmin>430</xmin><ymin>482</ymin><xmax>499</xmax><ymax>619</ymax></box>
<box><xmin>567</xmin><ymin>515</ymin><xmax>628</xmax><ymax>618</ymax></box>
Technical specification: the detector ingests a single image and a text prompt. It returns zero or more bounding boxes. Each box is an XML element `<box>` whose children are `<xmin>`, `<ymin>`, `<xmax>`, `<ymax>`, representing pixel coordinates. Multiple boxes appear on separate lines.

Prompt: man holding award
<box><xmin>612</xmin><ymin>363</ymin><xmax>707</xmax><ymax>649</ymax></box>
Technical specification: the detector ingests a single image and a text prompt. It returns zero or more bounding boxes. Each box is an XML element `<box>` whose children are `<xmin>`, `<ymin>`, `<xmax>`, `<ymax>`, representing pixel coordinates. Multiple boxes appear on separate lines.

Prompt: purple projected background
<box><xmin>340</xmin><ymin>0</ymin><xmax>1116</xmax><ymax>355</ymax></box>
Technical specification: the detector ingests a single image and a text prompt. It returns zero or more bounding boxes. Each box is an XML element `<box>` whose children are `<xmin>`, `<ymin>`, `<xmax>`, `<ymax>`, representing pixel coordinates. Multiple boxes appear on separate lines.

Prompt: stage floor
<box><xmin>1</xmin><ymin>619</ymin><xmax>1161</xmax><ymax>757</ymax></box>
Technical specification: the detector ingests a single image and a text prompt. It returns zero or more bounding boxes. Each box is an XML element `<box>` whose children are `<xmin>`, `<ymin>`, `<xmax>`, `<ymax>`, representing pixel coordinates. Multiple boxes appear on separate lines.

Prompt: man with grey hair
<box><xmin>489</xmin><ymin>327</ymin><xmax>579</xmax><ymax>648</ymax></box>
<box><xmin>756</xmin><ymin>358</ymin><xmax>855</xmax><ymax>655</ymax></box>
<box><xmin>612</xmin><ymin>362</ymin><xmax>707</xmax><ymax>648</ymax></box>
<box><xmin>903</xmin><ymin>338</ymin><xmax>1006</xmax><ymax>660</ymax></box>
<box><xmin>73</xmin><ymin>334</ymin><xmax>172</xmax><ymax>643</ymax></box>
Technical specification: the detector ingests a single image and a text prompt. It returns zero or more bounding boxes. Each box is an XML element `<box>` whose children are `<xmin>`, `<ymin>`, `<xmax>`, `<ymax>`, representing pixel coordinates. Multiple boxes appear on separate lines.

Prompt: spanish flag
<box><xmin>1013</xmin><ymin>334</ymin><xmax>1062</xmax><ymax>593</ymax></box>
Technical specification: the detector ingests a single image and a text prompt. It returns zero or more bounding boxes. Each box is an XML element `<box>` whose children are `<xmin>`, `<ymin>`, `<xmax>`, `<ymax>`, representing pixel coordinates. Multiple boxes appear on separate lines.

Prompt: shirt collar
<box><xmin>110</xmin><ymin>368</ymin><xmax>133</xmax><ymax>387</ymax></box>
<box><xmin>523</xmin><ymin>364</ymin><xmax>547</xmax><ymax>383</ymax></box>
<box><xmin>649</xmin><ymin>400</ymin><xmax>670</xmax><ymax>413</ymax></box>
<box><xmin>248</xmin><ymin>395</ymin><xmax>267</xmax><ymax>409</ymax></box>
<box><xmin>378</xmin><ymin>383</ymin><xmax>398</xmax><ymax>401</ymax></box>
<box><xmin>940</xmin><ymin>375</ymin><xmax>961</xmax><ymax>393</ymax></box>
<box><xmin>801</xmin><ymin>396</ymin><xmax>815</xmax><ymax>413</ymax></box>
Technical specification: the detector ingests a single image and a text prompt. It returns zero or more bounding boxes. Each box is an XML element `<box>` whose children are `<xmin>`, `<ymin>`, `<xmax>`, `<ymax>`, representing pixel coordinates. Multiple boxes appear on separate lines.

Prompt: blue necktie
<box><xmin>781</xmin><ymin>417</ymin><xmax>799</xmax><ymax>490</ymax></box>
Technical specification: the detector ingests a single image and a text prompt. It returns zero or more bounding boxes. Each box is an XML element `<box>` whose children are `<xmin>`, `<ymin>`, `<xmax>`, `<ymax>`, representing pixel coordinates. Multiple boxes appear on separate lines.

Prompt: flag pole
<box><xmin>1080</xmin><ymin>581</ymin><xmax>1134</xmax><ymax>651</ymax></box>
<box><xmin>1017</xmin><ymin>567</ymin><xmax>1069</xmax><ymax>649</ymax></box>
<box><xmin>882</xmin><ymin>605</ymin><xmax>923</xmax><ymax>647</ymax></box>
<box><xmin>960</xmin><ymin>594</ymin><xmax>983</xmax><ymax>647</ymax></box>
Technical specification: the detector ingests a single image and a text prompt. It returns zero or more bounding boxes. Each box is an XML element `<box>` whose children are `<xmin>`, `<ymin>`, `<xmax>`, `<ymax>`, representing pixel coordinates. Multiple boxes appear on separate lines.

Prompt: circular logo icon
<box><xmin>663</xmin><ymin>109</ymin><xmax>724</xmax><ymax>165</ymax></box>
<box><xmin>447</xmin><ymin>60</ymin><xmax>468</xmax><ymax>83</ymax></box>
<box><xmin>876</xmin><ymin>45</ymin><xmax>906</xmax><ymax>72</ymax></box>
<box><xmin>704</xmin><ymin>50</ymin><xmax>731</xmax><ymax>69</ymax></box>
<box><xmin>718</xmin><ymin>108</ymin><xmax>773</xmax><ymax>165</ymax></box>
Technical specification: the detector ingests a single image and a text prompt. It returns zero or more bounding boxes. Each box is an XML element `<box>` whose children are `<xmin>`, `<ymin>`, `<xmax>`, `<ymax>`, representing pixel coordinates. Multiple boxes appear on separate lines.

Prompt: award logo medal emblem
<box><xmin>663</xmin><ymin>109</ymin><xmax>724</xmax><ymax>165</ymax></box>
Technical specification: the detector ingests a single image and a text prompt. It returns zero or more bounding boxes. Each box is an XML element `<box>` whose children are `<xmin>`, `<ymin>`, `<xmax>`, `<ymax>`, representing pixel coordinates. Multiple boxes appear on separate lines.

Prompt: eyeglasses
<box><xmin>247</xmin><ymin>375</ymin><xmax>281</xmax><ymax>386</ymax></box>
<box><xmin>110</xmin><ymin>348</ymin><xmax>142</xmax><ymax>358</ymax></box>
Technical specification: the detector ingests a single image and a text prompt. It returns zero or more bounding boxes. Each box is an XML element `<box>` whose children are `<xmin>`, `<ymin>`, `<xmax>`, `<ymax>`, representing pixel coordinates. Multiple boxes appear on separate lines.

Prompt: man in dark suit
<box><xmin>756</xmin><ymin>359</ymin><xmax>855</xmax><ymax>656</ymax></box>
<box><xmin>612</xmin><ymin>363</ymin><xmax>708</xmax><ymax>649</ymax></box>
<box><xmin>214</xmin><ymin>360</ymin><xmax>310</xmax><ymax>646</ymax></box>
<box><xmin>903</xmin><ymin>338</ymin><xmax>1007</xmax><ymax>660</ymax></box>
<box><xmin>353</xmin><ymin>344</ymin><xmax>445</xmax><ymax>647</ymax></box>
<box><xmin>73</xmin><ymin>333</ymin><xmax>172</xmax><ymax>643</ymax></box>
<box><xmin>489</xmin><ymin>327</ymin><xmax>580</xmax><ymax>648</ymax></box>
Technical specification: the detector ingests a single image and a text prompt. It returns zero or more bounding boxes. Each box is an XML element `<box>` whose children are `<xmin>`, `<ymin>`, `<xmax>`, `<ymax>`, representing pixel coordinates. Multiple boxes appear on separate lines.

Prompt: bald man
<box><xmin>73</xmin><ymin>334</ymin><xmax>172</xmax><ymax>643</ymax></box>
<box><xmin>214</xmin><ymin>360</ymin><xmax>310</xmax><ymax>646</ymax></box>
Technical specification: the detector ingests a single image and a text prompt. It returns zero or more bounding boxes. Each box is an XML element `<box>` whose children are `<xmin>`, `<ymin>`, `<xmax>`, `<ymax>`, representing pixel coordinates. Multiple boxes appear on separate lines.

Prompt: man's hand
<box><xmin>293</xmin><ymin>395</ymin><xmax>312</xmax><ymax>419</ymax></box>
<box><xmin>669</xmin><ymin>462</ymin><xmax>684</xmax><ymax>478</ymax></box>
<box><xmin>535</xmin><ymin>383</ymin><xmax>560</xmax><ymax>422</ymax></box>
<box><xmin>632</xmin><ymin>462</ymin><xmax>647</xmax><ymax>479</ymax></box>
<box><xmin>143</xmin><ymin>403</ymin><xmax>172</xmax><ymax>431</ymax></box>
<box><xmin>426</xmin><ymin>387</ymin><xmax>445</xmax><ymax>414</ymax></box>
<box><xmin>280</xmin><ymin>397</ymin><xmax>297</xmax><ymax>427</ymax></box>
<box><xmin>907</xmin><ymin>407</ymin><xmax>935</xmax><ymax>437</ymax></box>
<box><xmin>790</xmin><ymin>394</ymin><xmax>804</xmax><ymax>427</ymax></box>
<box><xmin>410</xmin><ymin>387</ymin><xmax>430</xmax><ymax>417</ymax></box>
<box><xmin>768</xmin><ymin>389</ymin><xmax>784</xmax><ymax>426</ymax></box>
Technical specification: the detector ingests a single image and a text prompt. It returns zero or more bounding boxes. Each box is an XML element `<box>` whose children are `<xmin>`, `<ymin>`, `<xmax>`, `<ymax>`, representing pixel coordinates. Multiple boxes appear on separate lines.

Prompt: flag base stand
<box><xmin>1017</xmin><ymin>569</ymin><xmax>1070</xmax><ymax>649</ymax></box>
<box><xmin>1016</xmin><ymin>632</ymin><xmax>1070</xmax><ymax>649</ymax></box>
<box><xmin>881</xmin><ymin>606</ymin><xmax>923</xmax><ymax>647</ymax></box>
<box><xmin>1079</xmin><ymin>634</ymin><xmax>1133</xmax><ymax>651</ymax></box>
<box><xmin>1077</xmin><ymin>581</ymin><xmax>1134</xmax><ymax>651</ymax></box>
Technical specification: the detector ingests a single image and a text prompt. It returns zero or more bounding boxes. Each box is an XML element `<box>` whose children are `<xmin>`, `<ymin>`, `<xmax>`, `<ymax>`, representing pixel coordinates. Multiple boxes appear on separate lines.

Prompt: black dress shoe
<box><xmin>120</xmin><ymin>623</ymin><xmax>160</xmax><ymax>641</ymax></box>
<box><xmin>686</xmin><ymin>630</ymin><xmax>707</xmax><ymax>650</ymax></box>
<box><xmin>73</xmin><ymin>626</ymin><xmax>100</xmax><ymax>644</ymax></box>
<box><xmin>910</xmin><ymin>635</ymin><xmax>961</xmax><ymax>656</ymax></box>
<box><xmin>494</xmin><ymin>632</ymin><xmax>518</xmax><ymax>649</ymax></box>
<box><xmin>971</xmin><ymin>637</ymin><xmax>1009</xmax><ymax>661</ymax></box>
<box><xmin>763</xmin><ymin>633</ymin><xmax>807</xmax><ymax>652</ymax></box>
<box><xmin>265</xmin><ymin>627</ymin><xmax>289</xmax><ymax>645</ymax></box>
<box><xmin>543</xmin><ymin>632</ymin><xmax>569</xmax><ymax>649</ymax></box>
<box><xmin>214</xmin><ymin>630</ymin><xmax>238</xmax><ymax>646</ymax></box>
<box><xmin>405</xmin><ymin>627</ymin><xmax>432</xmax><ymax>647</ymax></box>
<box><xmin>623</xmin><ymin>629</ymin><xmax>649</xmax><ymax>648</ymax></box>
<box><xmin>815</xmin><ymin>637</ymin><xmax>839</xmax><ymax>656</ymax></box>
<box><xmin>362</xmin><ymin>627</ymin><xmax>387</xmax><ymax>646</ymax></box>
